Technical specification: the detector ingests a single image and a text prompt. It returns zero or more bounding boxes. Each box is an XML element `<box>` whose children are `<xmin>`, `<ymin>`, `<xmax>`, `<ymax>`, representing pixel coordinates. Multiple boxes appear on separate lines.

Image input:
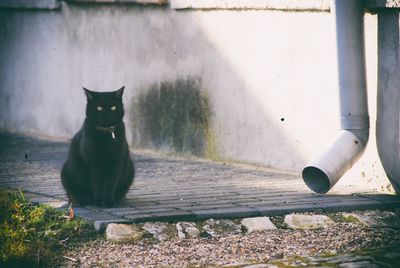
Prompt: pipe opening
<box><xmin>302</xmin><ymin>166</ymin><xmax>331</xmax><ymax>194</ymax></box>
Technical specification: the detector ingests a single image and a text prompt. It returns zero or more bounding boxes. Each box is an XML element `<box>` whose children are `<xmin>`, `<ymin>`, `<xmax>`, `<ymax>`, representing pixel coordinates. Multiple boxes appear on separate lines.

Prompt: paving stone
<box><xmin>149</xmin><ymin>211</ymin><xmax>196</xmax><ymax>222</ymax></box>
<box><xmin>316</xmin><ymin>200</ymin><xmax>392</xmax><ymax>211</ymax></box>
<box><xmin>72</xmin><ymin>208</ymin><xmax>121</xmax><ymax>222</ymax></box>
<box><xmin>241</xmin><ymin>216</ymin><xmax>277</xmax><ymax>233</ymax></box>
<box><xmin>193</xmin><ymin>207</ymin><xmax>260</xmax><ymax>220</ymax></box>
<box><xmin>177</xmin><ymin>203</ymin><xmax>237</xmax><ymax>211</ymax></box>
<box><xmin>108</xmin><ymin>209</ymin><xmax>146</xmax><ymax>217</ymax></box>
<box><xmin>103</xmin><ymin>207</ymin><xmax>140</xmax><ymax>213</ymax></box>
<box><xmin>136</xmin><ymin>207</ymin><xmax>182</xmax><ymax>214</ymax></box>
<box><xmin>255</xmin><ymin>204</ymin><xmax>312</xmax><ymax>216</ymax></box>
<box><xmin>357</xmin><ymin>194</ymin><xmax>400</xmax><ymax>203</ymax></box>
<box><xmin>284</xmin><ymin>214</ymin><xmax>334</xmax><ymax>230</ymax></box>
<box><xmin>105</xmin><ymin>223</ymin><xmax>144</xmax><ymax>243</ymax></box>
<box><xmin>145</xmin><ymin>202</ymin><xmax>198</xmax><ymax>209</ymax></box>
<box><xmin>123</xmin><ymin>214</ymin><xmax>155</xmax><ymax>223</ymax></box>
<box><xmin>79</xmin><ymin>212</ymin><xmax>121</xmax><ymax>222</ymax></box>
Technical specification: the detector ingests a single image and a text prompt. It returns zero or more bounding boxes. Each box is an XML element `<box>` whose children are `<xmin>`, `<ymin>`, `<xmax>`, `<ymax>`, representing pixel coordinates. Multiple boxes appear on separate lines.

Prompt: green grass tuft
<box><xmin>0</xmin><ymin>188</ymin><xmax>98</xmax><ymax>267</ymax></box>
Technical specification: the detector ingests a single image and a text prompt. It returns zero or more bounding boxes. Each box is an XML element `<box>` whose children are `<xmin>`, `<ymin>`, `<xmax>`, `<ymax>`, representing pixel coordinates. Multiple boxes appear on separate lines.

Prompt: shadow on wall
<box><xmin>131</xmin><ymin>79</ymin><xmax>215</xmax><ymax>158</ymax></box>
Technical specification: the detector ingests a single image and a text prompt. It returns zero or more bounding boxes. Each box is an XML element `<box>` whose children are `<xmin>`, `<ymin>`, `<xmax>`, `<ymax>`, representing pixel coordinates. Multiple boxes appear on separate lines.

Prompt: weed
<box><xmin>0</xmin><ymin>188</ymin><xmax>98</xmax><ymax>267</ymax></box>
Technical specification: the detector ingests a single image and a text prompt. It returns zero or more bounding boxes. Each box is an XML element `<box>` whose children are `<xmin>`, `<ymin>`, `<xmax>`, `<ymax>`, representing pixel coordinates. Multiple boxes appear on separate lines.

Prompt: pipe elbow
<box><xmin>350</xmin><ymin>128</ymin><xmax>369</xmax><ymax>146</ymax></box>
<box><xmin>302</xmin><ymin>130</ymin><xmax>368</xmax><ymax>194</ymax></box>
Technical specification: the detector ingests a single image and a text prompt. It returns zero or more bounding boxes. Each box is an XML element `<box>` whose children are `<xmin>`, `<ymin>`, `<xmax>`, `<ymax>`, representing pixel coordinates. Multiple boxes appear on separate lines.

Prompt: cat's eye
<box><xmin>111</xmin><ymin>106</ymin><xmax>117</xmax><ymax>111</ymax></box>
<box><xmin>97</xmin><ymin>106</ymin><xmax>103</xmax><ymax>111</ymax></box>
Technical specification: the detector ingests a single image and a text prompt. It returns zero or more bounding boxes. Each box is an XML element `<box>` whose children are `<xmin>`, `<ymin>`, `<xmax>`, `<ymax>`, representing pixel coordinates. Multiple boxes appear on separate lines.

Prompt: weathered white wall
<box><xmin>0</xmin><ymin>3</ymin><xmax>392</xmax><ymax>192</ymax></box>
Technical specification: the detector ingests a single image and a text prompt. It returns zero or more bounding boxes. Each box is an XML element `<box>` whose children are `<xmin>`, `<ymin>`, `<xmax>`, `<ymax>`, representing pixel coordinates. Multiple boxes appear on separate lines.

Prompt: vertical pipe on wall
<box><xmin>376</xmin><ymin>11</ymin><xmax>400</xmax><ymax>193</ymax></box>
<box><xmin>302</xmin><ymin>0</ymin><xmax>369</xmax><ymax>194</ymax></box>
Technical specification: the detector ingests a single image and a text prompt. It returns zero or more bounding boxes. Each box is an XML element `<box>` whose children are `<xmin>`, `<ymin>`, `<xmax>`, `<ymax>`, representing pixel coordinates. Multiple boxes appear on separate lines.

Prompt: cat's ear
<box><xmin>115</xmin><ymin>86</ymin><xmax>125</xmax><ymax>100</ymax></box>
<box><xmin>83</xmin><ymin>87</ymin><xmax>94</xmax><ymax>101</ymax></box>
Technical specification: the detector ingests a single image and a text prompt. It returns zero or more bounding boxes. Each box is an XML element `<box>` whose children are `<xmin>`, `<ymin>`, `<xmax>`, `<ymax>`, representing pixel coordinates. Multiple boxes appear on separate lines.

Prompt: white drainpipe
<box><xmin>302</xmin><ymin>0</ymin><xmax>369</xmax><ymax>194</ymax></box>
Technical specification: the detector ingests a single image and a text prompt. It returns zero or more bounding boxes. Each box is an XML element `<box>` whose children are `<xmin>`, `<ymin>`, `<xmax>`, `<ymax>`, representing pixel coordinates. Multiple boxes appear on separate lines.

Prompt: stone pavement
<box><xmin>1</xmin><ymin>132</ymin><xmax>400</xmax><ymax>229</ymax></box>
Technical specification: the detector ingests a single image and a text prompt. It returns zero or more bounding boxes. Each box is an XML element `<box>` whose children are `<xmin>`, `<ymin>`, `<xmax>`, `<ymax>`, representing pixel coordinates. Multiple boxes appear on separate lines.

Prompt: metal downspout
<box><xmin>302</xmin><ymin>0</ymin><xmax>369</xmax><ymax>194</ymax></box>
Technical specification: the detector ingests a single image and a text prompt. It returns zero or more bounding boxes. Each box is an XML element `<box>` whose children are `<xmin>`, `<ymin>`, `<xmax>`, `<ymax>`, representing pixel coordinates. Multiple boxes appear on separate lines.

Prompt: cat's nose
<box><xmin>104</xmin><ymin>115</ymin><xmax>116</xmax><ymax>124</ymax></box>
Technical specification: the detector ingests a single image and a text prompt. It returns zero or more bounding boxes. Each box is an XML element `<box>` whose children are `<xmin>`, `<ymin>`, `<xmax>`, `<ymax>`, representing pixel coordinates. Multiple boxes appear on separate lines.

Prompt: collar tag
<box><xmin>110</xmin><ymin>127</ymin><xmax>116</xmax><ymax>139</ymax></box>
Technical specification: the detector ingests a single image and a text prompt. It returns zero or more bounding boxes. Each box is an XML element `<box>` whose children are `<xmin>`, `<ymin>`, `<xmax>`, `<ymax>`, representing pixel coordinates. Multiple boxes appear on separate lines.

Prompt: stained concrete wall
<box><xmin>0</xmin><ymin>2</ymin><xmax>393</xmax><ymax>192</ymax></box>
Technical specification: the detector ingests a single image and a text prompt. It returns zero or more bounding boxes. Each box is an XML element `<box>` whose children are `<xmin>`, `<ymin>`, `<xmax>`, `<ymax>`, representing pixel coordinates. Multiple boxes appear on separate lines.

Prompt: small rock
<box><xmin>284</xmin><ymin>214</ymin><xmax>334</xmax><ymax>230</ymax></box>
<box><xmin>342</xmin><ymin>211</ymin><xmax>400</xmax><ymax>228</ymax></box>
<box><xmin>203</xmin><ymin>219</ymin><xmax>242</xmax><ymax>237</ymax></box>
<box><xmin>176</xmin><ymin>222</ymin><xmax>201</xmax><ymax>239</ymax></box>
<box><xmin>342</xmin><ymin>213</ymin><xmax>367</xmax><ymax>225</ymax></box>
<box><xmin>242</xmin><ymin>264</ymin><xmax>271</xmax><ymax>268</ymax></box>
<box><xmin>94</xmin><ymin>219</ymin><xmax>129</xmax><ymax>231</ymax></box>
<box><xmin>143</xmin><ymin>222</ymin><xmax>170</xmax><ymax>241</ymax></box>
<box><xmin>241</xmin><ymin>217</ymin><xmax>277</xmax><ymax>233</ymax></box>
<box><xmin>105</xmin><ymin>223</ymin><xmax>143</xmax><ymax>243</ymax></box>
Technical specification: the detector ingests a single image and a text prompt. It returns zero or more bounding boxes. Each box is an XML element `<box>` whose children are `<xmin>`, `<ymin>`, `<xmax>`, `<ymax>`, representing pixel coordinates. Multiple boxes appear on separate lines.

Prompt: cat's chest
<box><xmin>82</xmin><ymin>136</ymin><xmax>124</xmax><ymax>163</ymax></box>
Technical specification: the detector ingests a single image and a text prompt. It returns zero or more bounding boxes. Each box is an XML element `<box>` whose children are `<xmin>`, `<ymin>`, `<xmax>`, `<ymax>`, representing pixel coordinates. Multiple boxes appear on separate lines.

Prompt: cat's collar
<box><xmin>94</xmin><ymin>125</ymin><xmax>118</xmax><ymax>139</ymax></box>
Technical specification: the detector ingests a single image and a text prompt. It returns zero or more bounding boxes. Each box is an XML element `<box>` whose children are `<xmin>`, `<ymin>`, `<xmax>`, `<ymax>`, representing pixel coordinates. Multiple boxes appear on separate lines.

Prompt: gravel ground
<box><xmin>62</xmin><ymin>215</ymin><xmax>400</xmax><ymax>267</ymax></box>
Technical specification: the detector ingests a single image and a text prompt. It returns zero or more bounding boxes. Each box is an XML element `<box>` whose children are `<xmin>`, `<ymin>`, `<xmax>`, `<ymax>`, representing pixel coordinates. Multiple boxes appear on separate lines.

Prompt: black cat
<box><xmin>61</xmin><ymin>86</ymin><xmax>134</xmax><ymax>208</ymax></box>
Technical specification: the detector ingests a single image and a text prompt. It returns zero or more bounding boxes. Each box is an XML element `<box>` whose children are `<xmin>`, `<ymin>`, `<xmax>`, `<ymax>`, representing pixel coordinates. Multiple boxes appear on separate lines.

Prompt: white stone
<box><xmin>342</xmin><ymin>211</ymin><xmax>400</xmax><ymax>228</ymax></box>
<box><xmin>143</xmin><ymin>222</ymin><xmax>170</xmax><ymax>241</ymax></box>
<box><xmin>203</xmin><ymin>219</ymin><xmax>242</xmax><ymax>237</ymax></box>
<box><xmin>242</xmin><ymin>264</ymin><xmax>271</xmax><ymax>268</ymax></box>
<box><xmin>284</xmin><ymin>214</ymin><xmax>334</xmax><ymax>230</ymax></box>
<box><xmin>241</xmin><ymin>216</ymin><xmax>277</xmax><ymax>233</ymax></box>
<box><xmin>176</xmin><ymin>222</ymin><xmax>201</xmax><ymax>239</ymax></box>
<box><xmin>105</xmin><ymin>223</ymin><xmax>143</xmax><ymax>243</ymax></box>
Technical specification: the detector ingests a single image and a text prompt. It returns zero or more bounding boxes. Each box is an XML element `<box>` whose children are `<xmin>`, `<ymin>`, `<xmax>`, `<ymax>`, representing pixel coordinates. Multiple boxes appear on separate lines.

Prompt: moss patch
<box><xmin>131</xmin><ymin>79</ymin><xmax>217</xmax><ymax>157</ymax></box>
<box><xmin>0</xmin><ymin>188</ymin><xmax>98</xmax><ymax>267</ymax></box>
<box><xmin>341</xmin><ymin>214</ymin><xmax>361</xmax><ymax>224</ymax></box>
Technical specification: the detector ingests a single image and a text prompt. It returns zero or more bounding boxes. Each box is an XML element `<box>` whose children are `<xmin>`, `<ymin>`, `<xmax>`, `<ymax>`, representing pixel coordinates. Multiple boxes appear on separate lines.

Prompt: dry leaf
<box><xmin>69</xmin><ymin>203</ymin><xmax>75</xmax><ymax>220</ymax></box>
